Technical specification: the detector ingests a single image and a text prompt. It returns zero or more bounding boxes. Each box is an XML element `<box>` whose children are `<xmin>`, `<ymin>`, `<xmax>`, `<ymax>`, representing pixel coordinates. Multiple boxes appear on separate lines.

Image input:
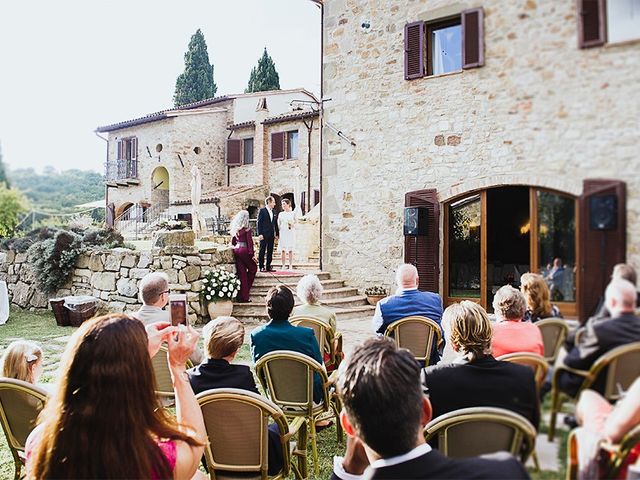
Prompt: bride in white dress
<box><xmin>277</xmin><ymin>199</ymin><xmax>297</xmax><ymax>269</ymax></box>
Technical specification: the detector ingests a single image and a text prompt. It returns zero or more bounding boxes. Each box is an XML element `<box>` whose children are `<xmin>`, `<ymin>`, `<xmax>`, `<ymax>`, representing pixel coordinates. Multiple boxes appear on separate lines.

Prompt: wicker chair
<box><xmin>536</xmin><ymin>317</ymin><xmax>569</xmax><ymax>364</ymax></box>
<box><xmin>255</xmin><ymin>350</ymin><xmax>342</xmax><ymax>476</ymax></box>
<box><xmin>289</xmin><ymin>315</ymin><xmax>343</xmax><ymax>371</ymax></box>
<box><xmin>151</xmin><ymin>345</ymin><xmax>193</xmax><ymax>407</ymax></box>
<box><xmin>548</xmin><ymin>341</ymin><xmax>640</xmax><ymax>441</ymax></box>
<box><xmin>496</xmin><ymin>352</ymin><xmax>549</xmax><ymax>391</ymax></box>
<box><xmin>196</xmin><ymin>388</ymin><xmax>306</xmax><ymax>480</ymax></box>
<box><xmin>424</xmin><ymin>406</ymin><xmax>537</xmax><ymax>464</ymax></box>
<box><xmin>0</xmin><ymin>378</ymin><xmax>48</xmax><ymax>480</ymax></box>
<box><xmin>383</xmin><ymin>316</ymin><xmax>443</xmax><ymax>366</ymax></box>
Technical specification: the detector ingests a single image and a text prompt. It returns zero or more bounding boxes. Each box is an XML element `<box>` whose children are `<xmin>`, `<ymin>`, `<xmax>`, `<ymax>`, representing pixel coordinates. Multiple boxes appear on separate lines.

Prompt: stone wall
<box><xmin>321</xmin><ymin>0</ymin><xmax>640</xmax><ymax>291</ymax></box>
<box><xmin>0</xmin><ymin>246</ymin><xmax>235</xmax><ymax>324</ymax></box>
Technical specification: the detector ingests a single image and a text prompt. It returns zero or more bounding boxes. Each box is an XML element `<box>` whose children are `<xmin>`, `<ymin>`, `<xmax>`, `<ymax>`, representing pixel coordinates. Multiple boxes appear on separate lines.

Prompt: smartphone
<box><xmin>169</xmin><ymin>294</ymin><xmax>188</xmax><ymax>326</ymax></box>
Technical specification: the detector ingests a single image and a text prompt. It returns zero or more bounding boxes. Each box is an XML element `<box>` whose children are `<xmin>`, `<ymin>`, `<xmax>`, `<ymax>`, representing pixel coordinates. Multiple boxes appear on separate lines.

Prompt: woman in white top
<box><xmin>277</xmin><ymin>198</ymin><xmax>297</xmax><ymax>269</ymax></box>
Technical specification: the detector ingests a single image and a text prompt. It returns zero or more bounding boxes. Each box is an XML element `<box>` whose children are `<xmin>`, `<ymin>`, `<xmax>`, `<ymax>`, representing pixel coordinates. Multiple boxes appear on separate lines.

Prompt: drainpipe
<box><xmin>303</xmin><ymin>117</ymin><xmax>314</xmax><ymax>214</ymax></box>
<box><xmin>317</xmin><ymin>1</ymin><xmax>324</xmax><ymax>270</ymax></box>
<box><xmin>95</xmin><ymin>131</ymin><xmax>110</xmax><ymax>226</ymax></box>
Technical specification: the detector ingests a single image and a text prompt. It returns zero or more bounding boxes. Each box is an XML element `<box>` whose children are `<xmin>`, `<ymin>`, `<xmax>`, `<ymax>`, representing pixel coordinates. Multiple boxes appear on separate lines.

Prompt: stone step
<box><xmin>233</xmin><ymin>295</ymin><xmax>369</xmax><ymax>316</ymax></box>
<box><xmin>233</xmin><ymin>304</ymin><xmax>376</xmax><ymax>323</ymax></box>
<box><xmin>251</xmin><ymin>279</ymin><xmax>346</xmax><ymax>294</ymax></box>
<box><xmin>249</xmin><ymin>286</ymin><xmax>358</xmax><ymax>302</ymax></box>
<box><xmin>252</xmin><ymin>271</ymin><xmax>330</xmax><ymax>286</ymax></box>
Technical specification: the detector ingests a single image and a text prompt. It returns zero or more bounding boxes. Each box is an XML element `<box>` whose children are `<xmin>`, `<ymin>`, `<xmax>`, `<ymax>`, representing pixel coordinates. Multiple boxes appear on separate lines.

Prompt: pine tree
<box><xmin>0</xmin><ymin>141</ymin><xmax>10</xmax><ymax>188</ymax></box>
<box><xmin>173</xmin><ymin>29</ymin><xmax>217</xmax><ymax>107</ymax></box>
<box><xmin>245</xmin><ymin>48</ymin><xmax>281</xmax><ymax>93</ymax></box>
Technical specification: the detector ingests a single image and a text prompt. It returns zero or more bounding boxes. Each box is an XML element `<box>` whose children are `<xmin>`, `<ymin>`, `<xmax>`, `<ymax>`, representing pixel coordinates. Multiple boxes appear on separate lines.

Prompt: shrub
<box><xmin>364</xmin><ymin>286</ymin><xmax>387</xmax><ymax>296</ymax></box>
<box><xmin>201</xmin><ymin>267</ymin><xmax>241</xmax><ymax>304</ymax></box>
<box><xmin>0</xmin><ymin>227</ymin><xmax>58</xmax><ymax>252</ymax></box>
<box><xmin>82</xmin><ymin>227</ymin><xmax>125</xmax><ymax>249</ymax></box>
<box><xmin>28</xmin><ymin>230</ymin><xmax>84</xmax><ymax>293</ymax></box>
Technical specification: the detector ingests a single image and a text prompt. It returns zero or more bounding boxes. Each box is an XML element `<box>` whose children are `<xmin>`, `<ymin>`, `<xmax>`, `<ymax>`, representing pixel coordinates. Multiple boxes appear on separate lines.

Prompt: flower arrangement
<box><xmin>201</xmin><ymin>267</ymin><xmax>241</xmax><ymax>303</ymax></box>
<box><xmin>364</xmin><ymin>286</ymin><xmax>387</xmax><ymax>296</ymax></box>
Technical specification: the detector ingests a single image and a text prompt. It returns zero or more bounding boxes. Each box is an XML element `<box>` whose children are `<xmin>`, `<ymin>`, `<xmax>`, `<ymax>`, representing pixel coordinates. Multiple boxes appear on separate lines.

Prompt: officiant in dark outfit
<box><xmin>257</xmin><ymin>196</ymin><xmax>279</xmax><ymax>272</ymax></box>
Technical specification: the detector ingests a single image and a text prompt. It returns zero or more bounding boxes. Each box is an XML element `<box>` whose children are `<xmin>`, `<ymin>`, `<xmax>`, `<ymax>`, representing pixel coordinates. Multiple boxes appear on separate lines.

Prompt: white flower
<box><xmin>227</xmin><ymin>292</ymin><xmax>232</xmax><ymax>297</ymax></box>
<box><xmin>222</xmin><ymin>286</ymin><xmax>228</xmax><ymax>292</ymax></box>
<box><xmin>202</xmin><ymin>279</ymin><xmax>208</xmax><ymax>283</ymax></box>
<box><xmin>206</xmin><ymin>295</ymin><xmax>211</xmax><ymax>300</ymax></box>
<box><xmin>218</xmin><ymin>291</ymin><xmax>224</xmax><ymax>297</ymax></box>
<box><xmin>205</xmin><ymin>270</ymin><xmax>210</xmax><ymax>275</ymax></box>
<box><xmin>211</xmin><ymin>282</ymin><xmax>217</xmax><ymax>287</ymax></box>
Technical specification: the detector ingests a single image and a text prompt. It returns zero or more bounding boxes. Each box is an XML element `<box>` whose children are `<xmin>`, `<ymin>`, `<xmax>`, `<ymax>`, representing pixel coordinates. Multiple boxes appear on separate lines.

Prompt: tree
<box><xmin>0</xmin><ymin>141</ymin><xmax>10</xmax><ymax>187</ymax></box>
<box><xmin>245</xmin><ymin>48</ymin><xmax>281</xmax><ymax>93</ymax></box>
<box><xmin>0</xmin><ymin>185</ymin><xmax>28</xmax><ymax>237</ymax></box>
<box><xmin>173</xmin><ymin>29</ymin><xmax>217</xmax><ymax>107</ymax></box>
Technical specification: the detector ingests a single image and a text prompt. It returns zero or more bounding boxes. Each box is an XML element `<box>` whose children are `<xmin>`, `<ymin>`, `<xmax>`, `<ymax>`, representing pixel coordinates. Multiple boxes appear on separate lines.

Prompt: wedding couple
<box><xmin>257</xmin><ymin>196</ymin><xmax>297</xmax><ymax>271</ymax></box>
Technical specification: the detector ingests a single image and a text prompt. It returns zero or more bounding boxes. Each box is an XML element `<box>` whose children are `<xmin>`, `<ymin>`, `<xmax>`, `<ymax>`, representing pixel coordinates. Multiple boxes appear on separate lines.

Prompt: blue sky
<box><xmin>0</xmin><ymin>0</ymin><xmax>321</xmax><ymax>173</ymax></box>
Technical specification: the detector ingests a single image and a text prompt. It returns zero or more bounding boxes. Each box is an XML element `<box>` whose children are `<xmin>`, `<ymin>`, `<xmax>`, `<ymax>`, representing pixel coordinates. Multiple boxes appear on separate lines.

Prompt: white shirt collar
<box><xmin>369</xmin><ymin>442</ymin><xmax>432</xmax><ymax>470</ymax></box>
<box><xmin>397</xmin><ymin>287</ymin><xmax>418</xmax><ymax>293</ymax></box>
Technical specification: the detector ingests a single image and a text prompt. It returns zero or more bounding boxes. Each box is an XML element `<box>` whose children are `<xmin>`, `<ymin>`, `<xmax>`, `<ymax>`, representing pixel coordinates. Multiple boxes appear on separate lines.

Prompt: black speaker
<box><xmin>404</xmin><ymin>207</ymin><xmax>428</xmax><ymax>236</ymax></box>
<box><xmin>589</xmin><ymin>195</ymin><xmax>617</xmax><ymax>230</ymax></box>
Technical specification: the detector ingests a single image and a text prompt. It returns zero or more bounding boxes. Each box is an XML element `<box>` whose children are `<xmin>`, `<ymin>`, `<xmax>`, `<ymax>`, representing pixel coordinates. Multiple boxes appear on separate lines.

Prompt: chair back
<box><xmin>151</xmin><ymin>346</ymin><xmax>193</xmax><ymax>403</ymax></box>
<box><xmin>605</xmin><ymin>424</ymin><xmax>640</xmax><ymax>479</ymax></box>
<box><xmin>496</xmin><ymin>352</ymin><xmax>549</xmax><ymax>390</ymax></box>
<box><xmin>255</xmin><ymin>350</ymin><xmax>328</xmax><ymax>416</ymax></box>
<box><xmin>384</xmin><ymin>316</ymin><xmax>442</xmax><ymax>365</ymax></box>
<box><xmin>424</xmin><ymin>406</ymin><xmax>537</xmax><ymax>463</ymax></box>
<box><xmin>0</xmin><ymin>378</ymin><xmax>48</xmax><ymax>474</ymax></box>
<box><xmin>586</xmin><ymin>341</ymin><xmax>640</xmax><ymax>402</ymax></box>
<box><xmin>196</xmin><ymin>388</ymin><xmax>291</xmax><ymax>480</ymax></box>
<box><xmin>535</xmin><ymin>317</ymin><xmax>569</xmax><ymax>363</ymax></box>
<box><xmin>289</xmin><ymin>315</ymin><xmax>337</xmax><ymax>365</ymax></box>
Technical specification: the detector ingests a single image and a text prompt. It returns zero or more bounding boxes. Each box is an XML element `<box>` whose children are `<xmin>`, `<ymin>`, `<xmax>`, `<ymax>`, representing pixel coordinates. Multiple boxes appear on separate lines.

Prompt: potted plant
<box><xmin>201</xmin><ymin>267</ymin><xmax>241</xmax><ymax>318</ymax></box>
<box><xmin>364</xmin><ymin>286</ymin><xmax>388</xmax><ymax>306</ymax></box>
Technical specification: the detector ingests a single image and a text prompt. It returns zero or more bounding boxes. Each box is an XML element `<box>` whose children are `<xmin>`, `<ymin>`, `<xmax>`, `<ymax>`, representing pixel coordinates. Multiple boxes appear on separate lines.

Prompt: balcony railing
<box><xmin>105</xmin><ymin>160</ymin><xmax>139</xmax><ymax>181</ymax></box>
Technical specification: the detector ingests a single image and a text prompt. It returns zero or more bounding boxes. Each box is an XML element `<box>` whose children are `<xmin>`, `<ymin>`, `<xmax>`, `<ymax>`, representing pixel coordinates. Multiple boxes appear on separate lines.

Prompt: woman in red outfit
<box><xmin>230</xmin><ymin>210</ymin><xmax>257</xmax><ymax>303</ymax></box>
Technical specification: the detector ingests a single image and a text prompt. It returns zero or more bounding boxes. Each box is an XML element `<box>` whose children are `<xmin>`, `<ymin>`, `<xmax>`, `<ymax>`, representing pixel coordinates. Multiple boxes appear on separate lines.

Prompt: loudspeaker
<box><xmin>404</xmin><ymin>207</ymin><xmax>428</xmax><ymax>236</ymax></box>
<box><xmin>589</xmin><ymin>195</ymin><xmax>617</xmax><ymax>230</ymax></box>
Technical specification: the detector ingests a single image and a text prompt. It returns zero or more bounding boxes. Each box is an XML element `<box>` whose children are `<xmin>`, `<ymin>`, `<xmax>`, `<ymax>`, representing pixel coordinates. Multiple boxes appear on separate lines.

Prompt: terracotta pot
<box><xmin>366</xmin><ymin>294</ymin><xmax>386</xmax><ymax>306</ymax></box>
<box><xmin>207</xmin><ymin>300</ymin><xmax>234</xmax><ymax>319</ymax></box>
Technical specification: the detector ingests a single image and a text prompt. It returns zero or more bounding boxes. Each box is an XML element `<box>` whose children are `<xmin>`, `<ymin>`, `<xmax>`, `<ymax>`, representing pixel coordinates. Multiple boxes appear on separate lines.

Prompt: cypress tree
<box><xmin>173</xmin><ymin>29</ymin><xmax>217</xmax><ymax>107</ymax></box>
<box><xmin>245</xmin><ymin>48</ymin><xmax>281</xmax><ymax>93</ymax></box>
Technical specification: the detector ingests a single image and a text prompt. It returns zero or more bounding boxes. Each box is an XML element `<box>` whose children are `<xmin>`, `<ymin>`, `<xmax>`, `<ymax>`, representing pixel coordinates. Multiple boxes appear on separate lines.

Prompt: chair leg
<box><xmin>531</xmin><ymin>450</ymin><xmax>540</xmax><ymax>472</ymax></box>
<box><xmin>548</xmin><ymin>390</ymin><xmax>560</xmax><ymax>442</ymax></box>
<box><xmin>310</xmin><ymin>419</ymin><xmax>320</xmax><ymax>475</ymax></box>
<box><xmin>297</xmin><ymin>420</ymin><xmax>309</xmax><ymax>480</ymax></box>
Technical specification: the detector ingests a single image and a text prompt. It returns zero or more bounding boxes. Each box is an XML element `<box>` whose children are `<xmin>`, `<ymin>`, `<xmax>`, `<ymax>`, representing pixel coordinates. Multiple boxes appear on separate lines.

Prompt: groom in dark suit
<box><xmin>256</xmin><ymin>196</ymin><xmax>279</xmax><ymax>272</ymax></box>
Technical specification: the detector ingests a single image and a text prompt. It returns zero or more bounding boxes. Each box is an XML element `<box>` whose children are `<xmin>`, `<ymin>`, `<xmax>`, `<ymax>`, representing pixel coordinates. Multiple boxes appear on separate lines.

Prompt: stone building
<box><xmin>96</xmin><ymin>89</ymin><xmax>321</xmax><ymax>239</ymax></box>
<box><xmin>320</xmin><ymin>0</ymin><xmax>640</xmax><ymax>320</ymax></box>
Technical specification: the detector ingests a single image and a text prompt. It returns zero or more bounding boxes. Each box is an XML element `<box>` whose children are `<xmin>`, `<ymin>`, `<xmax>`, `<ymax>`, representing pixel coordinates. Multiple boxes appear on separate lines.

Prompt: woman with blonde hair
<box><xmin>25</xmin><ymin>314</ymin><xmax>206</xmax><ymax>479</ymax></box>
<box><xmin>1</xmin><ymin>340</ymin><xmax>44</xmax><ymax>384</ymax></box>
<box><xmin>422</xmin><ymin>301</ymin><xmax>539</xmax><ymax>430</ymax></box>
<box><xmin>520</xmin><ymin>272</ymin><xmax>563</xmax><ymax>322</ymax></box>
<box><xmin>230</xmin><ymin>209</ymin><xmax>257</xmax><ymax>303</ymax></box>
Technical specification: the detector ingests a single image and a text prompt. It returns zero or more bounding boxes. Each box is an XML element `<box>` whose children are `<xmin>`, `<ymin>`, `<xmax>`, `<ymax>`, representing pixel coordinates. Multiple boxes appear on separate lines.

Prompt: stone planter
<box><xmin>207</xmin><ymin>300</ymin><xmax>234</xmax><ymax>319</ymax></box>
<box><xmin>366</xmin><ymin>294</ymin><xmax>386</xmax><ymax>306</ymax></box>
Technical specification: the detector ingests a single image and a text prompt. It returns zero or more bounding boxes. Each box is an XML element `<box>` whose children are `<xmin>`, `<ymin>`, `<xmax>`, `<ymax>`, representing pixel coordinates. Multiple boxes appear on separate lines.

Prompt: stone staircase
<box><xmin>232</xmin><ymin>266</ymin><xmax>376</xmax><ymax>323</ymax></box>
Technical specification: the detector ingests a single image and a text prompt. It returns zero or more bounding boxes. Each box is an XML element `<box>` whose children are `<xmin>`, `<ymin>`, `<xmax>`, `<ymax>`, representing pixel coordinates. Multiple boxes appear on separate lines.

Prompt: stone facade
<box><xmin>321</xmin><ymin>0</ymin><xmax>640</xmax><ymax>297</ymax></box>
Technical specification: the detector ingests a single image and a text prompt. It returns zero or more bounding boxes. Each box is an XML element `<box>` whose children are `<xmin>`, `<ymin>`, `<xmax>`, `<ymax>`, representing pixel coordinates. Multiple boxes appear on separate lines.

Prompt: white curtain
<box><xmin>432</xmin><ymin>31</ymin><xmax>445</xmax><ymax>75</ymax></box>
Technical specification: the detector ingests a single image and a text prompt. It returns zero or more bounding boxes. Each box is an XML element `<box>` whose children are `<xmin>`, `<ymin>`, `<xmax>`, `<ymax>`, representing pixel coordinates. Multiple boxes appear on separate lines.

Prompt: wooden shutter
<box><xmin>462</xmin><ymin>8</ymin><xmax>485</xmax><ymax>69</ymax></box>
<box><xmin>578</xmin><ymin>179</ymin><xmax>626</xmax><ymax>322</ymax></box>
<box><xmin>226</xmin><ymin>139</ymin><xmax>242</xmax><ymax>166</ymax></box>
<box><xmin>404</xmin><ymin>189</ymin><xmax>440</xmax><ymax>293</ymax></box>
<box><xmin>404</xmin><ymin>21</ymin><xmax>425</xmax><ymax>80</ymax></box>
<box><xmin>271</xmin><ymin>132</ymin><xmax>285</xmax><ymax>161</ymax></box>
<box><xmin>116</xmin><ymin>140</ymin><xmax>123</xmax><ymax>160</ymax></box>
<box><xmin>314</xmin><ymin>189</ymin><xmax>320</xmax><ymax>206</ymax></box>
<box><xmin>301</xmin><ymin>191</ymin><xmax>307</xmax><ymax>215</ymax></box>
<box><xmin>578</xmin><ymin>0</ymin><xmax>606</xmax><ymax>48</ymax></box>
<box><xmin>106</xmin><ymin>203</ymin><xmax>115</xmax><ymax>227</ymax></box>
<box><xmin>130</xmin><ymin>137</ymin><xmax>138</xmax><ymax>160</ymax></box>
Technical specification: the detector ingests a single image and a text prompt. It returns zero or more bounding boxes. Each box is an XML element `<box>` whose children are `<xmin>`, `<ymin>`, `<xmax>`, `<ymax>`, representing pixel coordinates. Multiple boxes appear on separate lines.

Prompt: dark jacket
<box><xmin>250</xmin><ymin>318</ymin><xmax>324</xmax><ymax>402</ymax></box>
<box><xmin>257</xmin><ymin>207</ymin><xmax>279</xmax><ymax>238</ymax></box>
<box><xmin>423</xmin><ymin>355</ymin><xmax>540</xmax><ymax>430</ymax></box>
<box><xmin>187</xmin><ymin>358</ymin><xmax>259</xmax><ymax>395</ymax></box>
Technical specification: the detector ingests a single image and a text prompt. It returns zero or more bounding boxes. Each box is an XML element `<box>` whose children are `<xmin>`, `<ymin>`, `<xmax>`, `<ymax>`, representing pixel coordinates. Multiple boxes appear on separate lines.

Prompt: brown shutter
<box><xmin>116</xmin><ymin>140</ymin><xmax>123</xmax><ymax>160</ymax></box>
<box><xmin>226</xmin><ymin>139</ymin><xmax>242</xmax><ymax>166</ymax></box>
<box><xmin>301</xmin><ymin>191</ymin><xmax>306</xmax><ymax>215</ymax></box>
<box><xmin>404</xmin><ymin>21</ymin><xmax>425</xmax><ymax>80</ymax></box>
<box><xmin>462</xmin><ymin>8</ymin><xmax>484</xmax><ymax>69</ymax></box>
<box><xmin>271</xmin><ymin>132</ymin><xmax>285</xmax><ymax>161</ymax></box>
<box><xmin>130</xmin><ymin>137</ymin><xmax>138</xmax><ymax>160</ymax></box>
<box><xmin>314</xmin><ymin>189</ymin><xmax>320</xmax><ymax>206</ymax></box>
<box><xmin>578</xmin><ymin>179</ymin><xmax>626</xmax><ymax>322</ymax></box>
<box><xmin>577</xmin><ymin>0</ymin><xmax>606</xmax><ymax>48</ymax></box>
<box><xmin>404</xmin><ymin>189</ymin><xmax>440</xmax><ymax>293</ymax></box>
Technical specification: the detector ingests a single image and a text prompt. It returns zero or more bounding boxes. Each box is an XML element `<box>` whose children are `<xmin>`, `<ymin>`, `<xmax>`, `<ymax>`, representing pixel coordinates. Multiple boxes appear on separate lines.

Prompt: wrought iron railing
<box><xmin>104</xmin><ymin>160</ymin><xmax>139</xmax><ymax>181</ymax></box>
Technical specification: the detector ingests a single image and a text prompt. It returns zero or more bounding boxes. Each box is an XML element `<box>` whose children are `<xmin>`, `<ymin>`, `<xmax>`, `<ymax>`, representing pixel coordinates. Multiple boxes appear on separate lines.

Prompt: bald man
<box><xmin>371</xmin><ymin>264</ymin><xmax>444</xmax><ymax>365</ymax></box>
<box><xmin>556</xmin><ymin>278</ymin><xmax>640</xmax><ymax>397</ymax></box>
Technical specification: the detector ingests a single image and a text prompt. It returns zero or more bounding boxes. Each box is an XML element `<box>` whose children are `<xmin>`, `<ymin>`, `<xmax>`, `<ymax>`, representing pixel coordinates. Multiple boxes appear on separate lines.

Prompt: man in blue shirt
<box><xmin>371</xmin><ymin>264</ymin><xmax>444</xmax><ymax>365</ymax></box>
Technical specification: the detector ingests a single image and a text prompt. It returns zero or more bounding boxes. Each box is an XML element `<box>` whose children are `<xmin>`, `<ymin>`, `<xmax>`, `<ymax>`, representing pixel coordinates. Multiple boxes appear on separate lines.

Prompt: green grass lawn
<box><xmin>0</xmin><ymin>309</ymin><xmax>566</xmax><ymax>479</ymax></box>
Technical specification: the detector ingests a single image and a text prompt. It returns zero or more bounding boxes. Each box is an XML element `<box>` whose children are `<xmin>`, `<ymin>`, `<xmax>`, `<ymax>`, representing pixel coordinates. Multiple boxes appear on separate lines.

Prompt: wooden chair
<box><xmin>548</xmin><ymin>341</ymin><xmax>640</xmax><ymax>441</ymax></box>
<box><xmin>255</xmin><ymin>350</ymin><xmax>342</xmax><ymax>476</ymax></box>
<box><xmin>151</xmin><ymin>345</ymin><xmax>193</xmax><ymax>407</ymax></box>
<box><xmin>196</xmin><ymin>388</ymin><xmax>306</xmax><ymax>480</ymax></box>
<box><xmin>289</xmin><ymin>315</ymin><xmax>343</xmax><ymax>371</ymax></box>
<box><xmin>424</xmin><ymin>406</ymin><xmax>537</xmax><ymax>464</ymax></box>
<box><xmin>383</xmin><ymin>315</ymin><xmax>443</xmax><ymax>366</ymax></box>
<box><xmin>0</xmin><ymin>378</ymin><xmax>48</xmax><ymax>480</ymax></box>
<box><xmin>496</xmin><ymin>352</ymin><xmax>549</xmax><ymax>391</ymax></box>
<box><xmin>535</xmin><ymin>317</ymin><xmax>569</xmax><ymax>364</ymax></box>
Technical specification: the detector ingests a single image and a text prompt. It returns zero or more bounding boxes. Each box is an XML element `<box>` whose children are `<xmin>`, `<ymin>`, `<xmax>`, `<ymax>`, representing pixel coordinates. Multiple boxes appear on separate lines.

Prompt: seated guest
<box><xmin>520</xmin><ymin>272</ymin><xmax>563</xmax><ymax>322</ymax></box>
<box><xmin>188</xmin><ymin>316</ymin><xmax>284</xmax><ymax>476</ymax></box>
<box><xmin>491</xmin><ymin>285</ymin><xmax>544</xmax><ymax>358</ymax></box>
<box><xmin>572</xmin><ymin>378</ymin><xmax>640</xmax><ymax>479</ymax></box>
<box><xmin>1</xmin><ymin>340</ymin><xmax>44</xmax><ymax>384</ymax></box>
<box><xmin>422</xmin><ymin>301</ymin><xmax>539</xmax><ymax>430</ymax></box>
<box><xmin>25</xmin><ymin>314</ymin><xmax>207</xmax><ymax>479</ymax></box>
<box><xmin>593</xmin><ymin>263</ymin><xmax>640</xmax><ymax>319</ymax></box>
<box><xmin>134</xmin><ymin>272</ymin><xmax>203</xmax><ymax>364</ymax></box>
<box><xmin>551</xmin><ymin>279</ymin><xmax>640</xmax><ymax>398</ymax></box>
<box><xmin>371</xmin><ymin>263</ymin><xmax>444</xmax><ymax>365</ymax></box>
<box><xmin>250</xmin><ymin>285</ymin><xmax>324</xmax><ymax>403</ymax></box>
<box><xmin>331</xmin><ymin>337</ymin><xmax>529</xmax><ymax>480</ymax></box>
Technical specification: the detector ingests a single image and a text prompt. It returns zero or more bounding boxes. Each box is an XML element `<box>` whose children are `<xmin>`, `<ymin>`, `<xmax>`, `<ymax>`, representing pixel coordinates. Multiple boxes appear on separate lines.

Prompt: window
<box><xmin>113</xmin><ymin>137</ymin><xmax>138</xmax><ymax>179</ymax></box>
<box><xmin>578</xmin><ymin>0</ymin><xmax>640</xmax><ymax>47</ymax></box>
<box><xmin>404</xmin><ymin>8</ymin><xmax>484</xmax><ymax>80</ymax></box>
<box><xmin>607</xmin><ymin>0</ymin><xmax>640</xmax><ymax>43</ymax></box>
<box><xmin>286</xmin><ymin>131</ymin><xmax>299</xmax><ymax>159</ymax></box>
<box><xmin>116</xmin><ymin>137</ymin><xmax>137</xmax><ymax>161</ymax></box>
<box><xmin>243</xmin><ymin>138</ymin><xmax>254</xmax><ymax>165</ymax></box>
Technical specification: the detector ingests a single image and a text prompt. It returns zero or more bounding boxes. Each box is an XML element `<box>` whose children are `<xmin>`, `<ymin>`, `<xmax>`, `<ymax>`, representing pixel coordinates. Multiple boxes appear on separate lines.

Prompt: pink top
<box><xmin>25</xmin><ymin>424</ymin><xmax>177</xmax><ymax>479</ymax></box>
<box><xmin>491</xmin><ymin>321</ymin><xmax>544</xmax><ymax>358</ymax></box>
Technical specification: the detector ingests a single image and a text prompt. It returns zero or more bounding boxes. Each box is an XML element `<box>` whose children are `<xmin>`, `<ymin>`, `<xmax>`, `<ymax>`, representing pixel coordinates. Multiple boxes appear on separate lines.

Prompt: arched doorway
<box><xmin>151</xmin><ymin>167</ymin><xmax>170</xmax><ymax>207</ymax></box>
<box><xmin>444</xmin><ymin>186</ymin><xmax>578</xmax><ymax>316</ymax></box>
